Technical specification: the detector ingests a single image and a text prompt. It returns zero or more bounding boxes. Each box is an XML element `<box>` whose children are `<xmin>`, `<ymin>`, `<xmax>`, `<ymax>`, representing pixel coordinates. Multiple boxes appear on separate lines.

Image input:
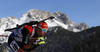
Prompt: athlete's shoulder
<box><xmin>23</xmin><ymin>25</ymin><xmax>33</xmax><ymax>33</ymax></box>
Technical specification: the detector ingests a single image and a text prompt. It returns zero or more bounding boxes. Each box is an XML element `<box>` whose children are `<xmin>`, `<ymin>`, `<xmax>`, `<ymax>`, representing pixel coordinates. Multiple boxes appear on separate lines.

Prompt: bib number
<box><xmin>10</xmin><ymin>40</ymin><xmax>19</xmax><ymax>52</ymax></box>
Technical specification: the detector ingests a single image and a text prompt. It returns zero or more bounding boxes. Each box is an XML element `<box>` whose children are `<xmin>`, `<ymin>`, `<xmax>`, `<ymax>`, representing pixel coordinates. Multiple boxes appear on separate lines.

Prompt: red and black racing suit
<box><xmin>8</xmin><ymin>25</ymin><xmax>39</xmax><ymax>51</ymax></box>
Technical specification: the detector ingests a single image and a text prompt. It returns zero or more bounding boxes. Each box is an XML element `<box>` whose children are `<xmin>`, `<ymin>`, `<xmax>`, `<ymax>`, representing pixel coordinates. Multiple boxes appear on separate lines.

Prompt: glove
<box><xmin>33</xmin><ymin>37</ymin><xmax>46</xmax><ymax>45</ymax></box>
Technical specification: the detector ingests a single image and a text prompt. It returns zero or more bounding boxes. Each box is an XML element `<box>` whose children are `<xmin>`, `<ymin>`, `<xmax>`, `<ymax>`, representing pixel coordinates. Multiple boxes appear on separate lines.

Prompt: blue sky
<box><xmin>0</xmin><ymin>0</ymin><xmax>100</xmax><ymax>27</ymax></box>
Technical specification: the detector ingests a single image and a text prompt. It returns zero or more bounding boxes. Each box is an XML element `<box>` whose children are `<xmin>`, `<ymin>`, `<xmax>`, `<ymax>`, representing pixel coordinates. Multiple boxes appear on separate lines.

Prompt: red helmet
<box><xmin>37</xmin><ymin>22</ymin><xmax>48</xmax><ymax>29</ymax></box>
<box><xmin>22</xmin><ymin>22</ymin><xmax>48</xmax><ymax>37</ymax></box>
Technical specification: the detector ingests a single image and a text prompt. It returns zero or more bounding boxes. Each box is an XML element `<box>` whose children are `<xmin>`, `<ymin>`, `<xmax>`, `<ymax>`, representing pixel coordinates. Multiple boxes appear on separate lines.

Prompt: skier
<box><xmin>7</xmin><ymin>21</ymin><xmax>48</xmax><ymax>52</ymax></box>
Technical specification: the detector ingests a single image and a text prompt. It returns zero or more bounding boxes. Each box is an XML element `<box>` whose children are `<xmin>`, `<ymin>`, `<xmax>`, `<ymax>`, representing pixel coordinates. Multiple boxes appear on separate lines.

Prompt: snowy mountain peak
<box><xmin>0</xmin><ymin>9</ymin><xmax>89</xmax><ymax>42</ymax></box>
<box><xmin>53</xmin><ymin>11</ymin><xmax>71</xmax><ymax>24</ymax></box>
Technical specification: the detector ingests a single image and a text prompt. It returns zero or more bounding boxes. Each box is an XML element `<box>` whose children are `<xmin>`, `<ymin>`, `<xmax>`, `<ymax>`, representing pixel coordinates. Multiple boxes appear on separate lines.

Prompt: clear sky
<box><xmin>0</xmin><ymin>0</ymin><xmax>100</xmax><ymax>27</ymax></box>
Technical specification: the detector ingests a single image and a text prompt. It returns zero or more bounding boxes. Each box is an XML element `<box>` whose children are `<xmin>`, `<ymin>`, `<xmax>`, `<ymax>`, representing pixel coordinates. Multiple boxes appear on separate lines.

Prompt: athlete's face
<box><xmin>36</xmin><ymin>27</ymin><xmax>48</xmax><ymax>37</ymax></box>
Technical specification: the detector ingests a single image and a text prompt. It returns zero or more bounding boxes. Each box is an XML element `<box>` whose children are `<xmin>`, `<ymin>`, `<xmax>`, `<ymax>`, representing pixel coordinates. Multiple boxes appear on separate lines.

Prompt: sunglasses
<box><xmin>39</xmin><ymin>26</ymin><xmax>48</xmax><ymax>32</ymax></box>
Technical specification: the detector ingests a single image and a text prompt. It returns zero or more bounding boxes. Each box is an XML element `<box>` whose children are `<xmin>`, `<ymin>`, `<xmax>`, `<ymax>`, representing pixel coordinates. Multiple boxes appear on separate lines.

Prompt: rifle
<box><xmin>5</xmin><ymin>16</ymin><xmax>55</xmax><ymax>31</ymax></box>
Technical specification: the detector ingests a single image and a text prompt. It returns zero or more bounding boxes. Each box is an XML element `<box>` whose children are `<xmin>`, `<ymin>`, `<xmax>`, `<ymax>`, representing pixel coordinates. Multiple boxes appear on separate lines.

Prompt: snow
<box><xmin>69</xmin><ymin>24</ymin><xmax>75</xmax><ymax>27</ymax></box>
<box><xmin>54</xmin><ymin>27</ymin><xmax>58</xmax><ymax>32</ymax></box>
<box><xmin>73</xmin><ymin>28</ymin><xmax>81</xmax><ymax>32</ymax></box>
<box><xmin>53</xmin><ymin>19</ymin><xmax>68</xmax><ymax>29</ymax></box>
<box><xmin>46</xmin><ymin>20</ymin><xmax>58</xmax><ymax>27</ymax></box>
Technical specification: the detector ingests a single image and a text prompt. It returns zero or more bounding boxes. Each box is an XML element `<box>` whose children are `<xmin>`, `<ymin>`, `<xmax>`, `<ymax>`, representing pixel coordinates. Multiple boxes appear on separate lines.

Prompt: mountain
<box><xmin>23</xmin><ymin>9</ymin><xmax>89</xmax><ymax>31</ymax></box>
<box><xmin>0</xmin><ymin>9</ymin><xmax>89</xmax><ymax>33</ymax></box>
<box><xmin>0</xmin><ymin>9</ymin><xmax>90</xmax><ymax>52</ymax></box>
<box><xmin>0</xmin><ymin>9</ymin><xmax>89</xmax><ymax>43</ymax></box>
<box><xmin>33</xmin><ymin>26</ymin><xmax>100</xmax><ymax>52</ymax></box>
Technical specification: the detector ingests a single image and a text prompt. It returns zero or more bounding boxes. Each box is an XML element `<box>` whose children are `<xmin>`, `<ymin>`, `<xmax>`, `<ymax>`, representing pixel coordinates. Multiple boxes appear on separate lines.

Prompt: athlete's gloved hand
<box><xmin>33</xmin><ymin>37</ymin><xmax>47</xmax><ymax>45</ymax></box>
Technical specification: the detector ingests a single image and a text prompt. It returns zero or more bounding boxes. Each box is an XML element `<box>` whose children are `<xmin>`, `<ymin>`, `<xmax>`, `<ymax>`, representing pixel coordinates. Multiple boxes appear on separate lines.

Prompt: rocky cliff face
<box><xmin>53</xmin><ymin>11</ymin><xmax>71</xmax><ymax>24</ymax></box>
<box><xmin>22</xmin><ymin>9</ymin><xmax>89</xmax><ymax>31</ymax></box>
<box><xmin>75</xmin><ymin>22</ymin><xmax>89</xmax><ymax>30</ymax></box>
